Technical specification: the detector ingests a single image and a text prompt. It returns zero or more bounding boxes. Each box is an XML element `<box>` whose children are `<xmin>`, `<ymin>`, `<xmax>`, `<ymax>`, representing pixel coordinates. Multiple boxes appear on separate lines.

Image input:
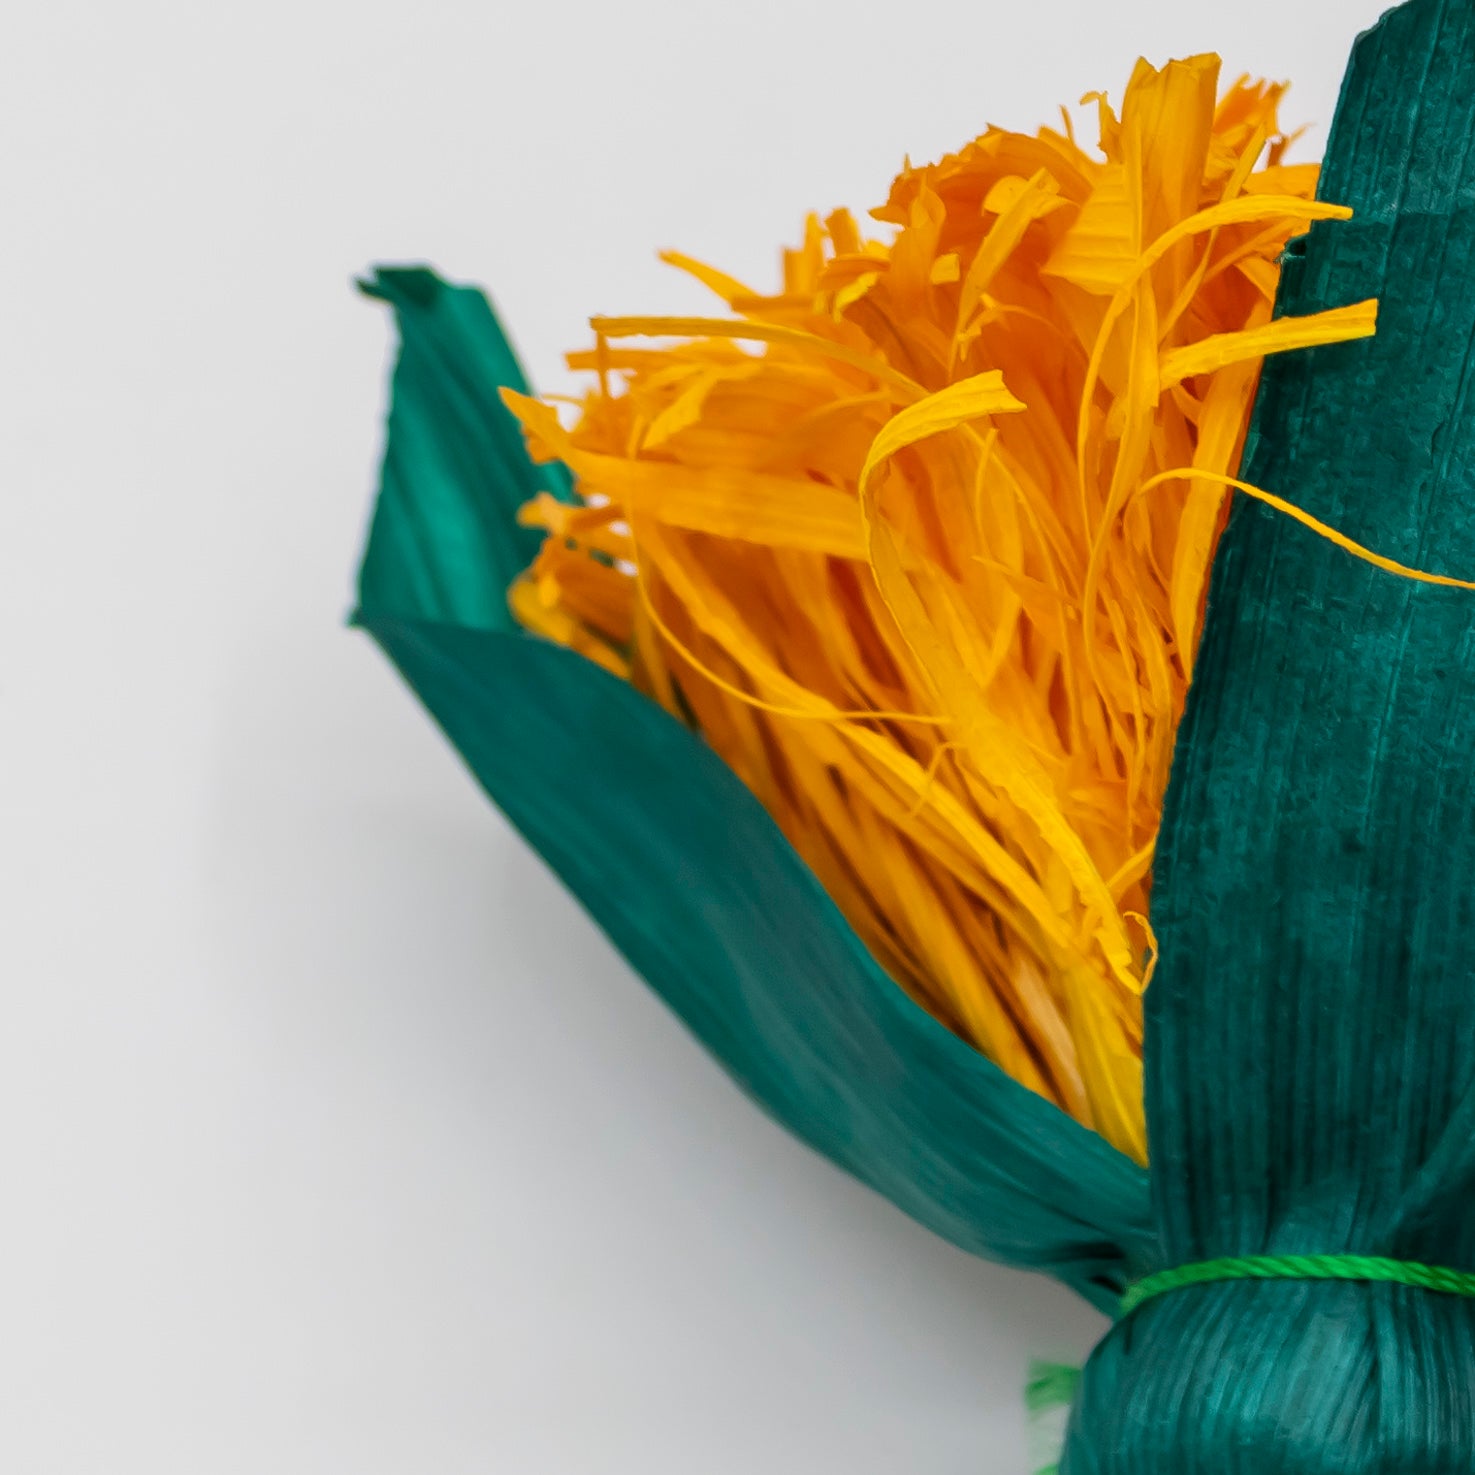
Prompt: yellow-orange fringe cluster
<box><xmin>503</xmin><ymin>55</ymin><xmax>1379</xmax><ymax>1162</ymax></box>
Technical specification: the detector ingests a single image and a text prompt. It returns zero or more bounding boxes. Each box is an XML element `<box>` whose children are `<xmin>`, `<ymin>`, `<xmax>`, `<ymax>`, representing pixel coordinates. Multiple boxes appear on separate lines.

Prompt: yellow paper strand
<box><xmin>502</xmin><ymin>57</ymin><xmax>1378</xmax><ymax>1160</ymax></box>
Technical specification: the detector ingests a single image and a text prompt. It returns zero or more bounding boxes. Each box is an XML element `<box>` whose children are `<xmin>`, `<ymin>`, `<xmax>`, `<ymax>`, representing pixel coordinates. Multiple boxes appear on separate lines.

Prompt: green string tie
<box><xmin>1121</xmin><ymin>1254</ymin><xmax>1475</xmax><ymax>1318</ymax></box>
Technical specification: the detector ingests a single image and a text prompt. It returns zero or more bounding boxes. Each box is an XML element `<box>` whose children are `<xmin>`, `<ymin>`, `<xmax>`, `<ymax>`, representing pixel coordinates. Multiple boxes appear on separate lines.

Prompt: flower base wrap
<box><xmin>1063</xmin><ymin>0</ymin><xmax>1475</xmax><ymax>1468</ymax></box>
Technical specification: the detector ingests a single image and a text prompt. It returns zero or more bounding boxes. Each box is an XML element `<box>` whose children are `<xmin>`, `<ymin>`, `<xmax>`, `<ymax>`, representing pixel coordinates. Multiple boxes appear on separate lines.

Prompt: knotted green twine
<box><xmin>1120</xmin><ymin>1256</ymin><xmax>1475</xmax><ymax>1318</ymax></box>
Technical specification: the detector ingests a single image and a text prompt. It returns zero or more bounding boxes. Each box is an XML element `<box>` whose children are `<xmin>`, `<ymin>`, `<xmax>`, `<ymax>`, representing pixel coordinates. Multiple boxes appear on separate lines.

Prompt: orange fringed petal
<box><xmin>502</xmin><ymin>56</ymin><xmax>1374</xmax><ymax>1162</ymax></box>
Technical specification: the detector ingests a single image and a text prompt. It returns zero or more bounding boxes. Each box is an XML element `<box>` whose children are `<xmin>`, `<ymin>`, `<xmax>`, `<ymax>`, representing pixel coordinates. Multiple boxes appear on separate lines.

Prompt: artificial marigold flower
<box><xmin>499</xmin><ymin>54</ymin><xmax>1375</xmax><ymax>1161</ymax></box>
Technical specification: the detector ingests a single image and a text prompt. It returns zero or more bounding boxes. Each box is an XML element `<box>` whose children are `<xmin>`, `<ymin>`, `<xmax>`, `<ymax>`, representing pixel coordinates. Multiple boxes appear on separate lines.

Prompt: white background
<box><xmin>3</xmin><ymin>1</ymin><xmax>1390</xmax><ymax>1470</ymax></box>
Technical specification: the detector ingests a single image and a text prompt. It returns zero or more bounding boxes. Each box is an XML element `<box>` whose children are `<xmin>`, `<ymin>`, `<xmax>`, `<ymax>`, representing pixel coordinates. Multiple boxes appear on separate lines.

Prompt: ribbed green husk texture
<box><xmin>353</xmin><ymin>269</ymin><xmax>1154</xmax><ymax>1313</ymax></box>
<box><xmin>1063</xmin><ymin>0</ymin><xmax>1475</xmax><ymax>1468</ymax></box>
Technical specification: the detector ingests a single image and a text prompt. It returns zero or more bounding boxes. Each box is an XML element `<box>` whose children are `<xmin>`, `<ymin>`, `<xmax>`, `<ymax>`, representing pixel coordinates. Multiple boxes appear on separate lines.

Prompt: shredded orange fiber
<box><xmin>502</xmin><ymin>55</ymin><xmax>1380</xmax><ymax>1163</ymax></box>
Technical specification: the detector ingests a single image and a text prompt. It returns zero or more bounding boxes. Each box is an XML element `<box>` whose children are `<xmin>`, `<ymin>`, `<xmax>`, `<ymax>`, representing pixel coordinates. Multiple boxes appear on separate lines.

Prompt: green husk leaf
<box><xmin>1066</xmin><ymin>1</ymin><xmax>1475</xmax><ymax>1465</ymax></box>
<box><xmin>354</xmin><ymin>269</ymin><xmax>1154</xmax><ymax>1311</ymax></box>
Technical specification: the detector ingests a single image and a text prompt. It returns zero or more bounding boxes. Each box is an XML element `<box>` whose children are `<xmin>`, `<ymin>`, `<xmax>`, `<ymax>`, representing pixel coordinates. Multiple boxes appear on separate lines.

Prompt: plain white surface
<box><xmin>3</xmin><ymin>1</ymin><xmax>1390</xmax><ymax>1470</ymax></box>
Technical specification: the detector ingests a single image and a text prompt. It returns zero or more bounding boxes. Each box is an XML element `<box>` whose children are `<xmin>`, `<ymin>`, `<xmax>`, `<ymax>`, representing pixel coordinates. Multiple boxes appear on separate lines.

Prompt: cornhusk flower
<box><xmin>353</xmin><ymin>0</ymin><xmax>1475</xmax><ymax>1466</ymax></box>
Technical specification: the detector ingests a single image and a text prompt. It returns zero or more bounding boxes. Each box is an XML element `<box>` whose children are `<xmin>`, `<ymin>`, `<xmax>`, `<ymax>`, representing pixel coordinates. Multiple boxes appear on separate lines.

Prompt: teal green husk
<box><xmin>1065</xmin><ymin>0</ymin><xmax>1475</xmax><ymax>1467</ymax></box>
<box><xmin>352</xmin><ymin>0</ymin><xmax>1475</xmax><ymax>1466</ymax></box>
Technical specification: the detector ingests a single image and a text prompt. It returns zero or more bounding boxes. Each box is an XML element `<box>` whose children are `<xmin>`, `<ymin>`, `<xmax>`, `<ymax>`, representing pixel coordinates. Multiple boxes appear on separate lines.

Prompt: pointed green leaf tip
<box><xmin>352</xmin><ymin>264</ymin><xmax>1153</xmax><ymax>1312</ymax></box>
<box><xmin>1027</xmin><ymin>1361</ymin><xmax>1083</xmax><ymax>1475</ymax></box>
<box><xmin>356</xmin><ymin>265</ymin><xmax>573</xmax><ymax>632</ymax></box>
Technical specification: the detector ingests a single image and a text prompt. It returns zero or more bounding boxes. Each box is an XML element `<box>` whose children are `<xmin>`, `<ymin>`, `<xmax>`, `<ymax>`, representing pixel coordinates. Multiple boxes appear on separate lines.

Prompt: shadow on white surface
<box><xmin>191</xmin><ymin>628</ymin><xmax>1106</xmax><ymax>1472</ymax></box>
